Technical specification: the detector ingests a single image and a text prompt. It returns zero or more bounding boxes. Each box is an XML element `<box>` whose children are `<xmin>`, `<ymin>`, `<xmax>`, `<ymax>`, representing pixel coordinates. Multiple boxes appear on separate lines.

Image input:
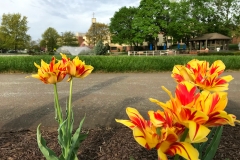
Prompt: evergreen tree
<box><xmin>94</xmin><ymin>40</ymin><xmax>107</xmax><ymax>55</ymax></box>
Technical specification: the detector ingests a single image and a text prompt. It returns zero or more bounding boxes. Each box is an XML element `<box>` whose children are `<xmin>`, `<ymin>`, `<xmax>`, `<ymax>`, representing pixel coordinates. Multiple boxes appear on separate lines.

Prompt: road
<box><xmin>0</xmin><ymin>72</ymin><xmax>240</xmax><ymax>131</ymax></box>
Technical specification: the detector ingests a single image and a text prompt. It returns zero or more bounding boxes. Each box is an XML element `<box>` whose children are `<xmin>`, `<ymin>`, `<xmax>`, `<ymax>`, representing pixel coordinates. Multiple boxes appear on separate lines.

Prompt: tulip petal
<box><xmin>133</xmin><ymin>126</ymin><xmax>159</xmax><ymax>149</ymax></box>
<box><xmin>175</xmin><ymin>82</ymin><xmax>198</xmax><ymax>106</ymax></box>
<box><xmin>179</xmin><ymin>67</ymin><xmax>195</xmax><ymax>82</ymax></box>
<box><xmin>187</xmin><ymin>121</ymin><xmax>210</xmax><ymax>143</ymax></box>
<box><xmin>157</xmin><ymin>149</ymin><xmax>168</xmax><ymax>160</ymax></box>
<box><xmin>115</xmin><ymin>119</ymin><xmax>135</xmax><ymax>129</ymax></box>
<box><xmin>205</xmin><ymin>111</ymin><xmax>237</xmax><ymax>127</ymax></box>
<box><xmin>209</xmin><ymin>60</ymin><xmax>225</xmax><ymax>75</ymax></box>
<box><xmin>148</xmin><ymin>110</ymin><xmax>173</xmax><ymax>128</ymax></box>
<box><xmin>166</xmin><ymin>142</ymin><xmax>199</xmax><ymax>160</ymax></box>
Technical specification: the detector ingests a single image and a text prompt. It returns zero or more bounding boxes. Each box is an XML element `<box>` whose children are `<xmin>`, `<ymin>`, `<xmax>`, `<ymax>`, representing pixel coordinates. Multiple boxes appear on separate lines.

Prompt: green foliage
<box><xmin>229</xmin><ymin>44</ymin><xmax>239</xmax><ymax>50</ymax></box>
<box><xmin>133</xmin><ymin>0</ymin><xmax>170</xmax><ymax>50</ymax></box>
<box><xmin>94</xmin><ymin>40</ymin><xmax>107</xmax><ymax>55</ymax></box>
<box><xmin>109</xmin><ymin>6</ymin><xmax>139</xmax><ymax>47</ymax></box>
<box><xmin>27</xmin><ymin>40</ymin><xmax>41</xmax><ymax>52</ymax></box>
<box><xmin>192</xmin><ymin>126</ymin><xmax>223</xmax><ymax>160</ymax></box>
<box><xmin>167</xmin><ymin>1</ymin><xmax>198</xmax><ymax>42</ymax></box>
<box><xmin>62</xmin><ymin>31</ymin><xmax>79</xmax><ymax>46</ymax></box>
<box><xmin>0</xmin><ymin>13</ymin><xmax>30</xmax><ymax>50</ymax></box>
<box><xmin>85</xmin><ymin>23</ymin><xmax>109</xmax><ymax>46</ymax></box>
<box><xmin>198</xmin><ymin>52</ymin><xmax>235</xmax><ymax>56</ymax></box>
<box><xmin>197</xmin><ymin>52</ymin><xmax>240</xmax><ymax>56</ymax></box>
<box><xmin>2</xmin><ymin>55</ymin><xmax>240</xmax><ymax>73</ymax></box>
<box><xmin>107</xmin><ymin>0</ymin><xmax>239</xmax><ymax>46</ymax></box>
<box><xmin>209</xmin><ymin>0</ymin><xmax>240</xmax><ymax>36</ymax></box>
<box><xmin>37</xmin><ymin>124</ymin><xmax>59</xmax><ymax>160</ymax></box>
<box><xmin>42</xmin><ymin>27</ymin><xmax>59</xmax><ymax>51</ymax></box>
<box><xmin>36</xmin><ymin>77</ymin><xmax>88</xmax><ymax>160</ymax></box>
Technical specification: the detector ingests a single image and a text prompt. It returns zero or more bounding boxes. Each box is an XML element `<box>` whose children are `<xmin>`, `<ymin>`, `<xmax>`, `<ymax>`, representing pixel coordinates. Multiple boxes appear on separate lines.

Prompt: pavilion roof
<box><xmin>190</xmin><ymin>33</ymin><xmax>231</xmax><ymax>41</ymax></box>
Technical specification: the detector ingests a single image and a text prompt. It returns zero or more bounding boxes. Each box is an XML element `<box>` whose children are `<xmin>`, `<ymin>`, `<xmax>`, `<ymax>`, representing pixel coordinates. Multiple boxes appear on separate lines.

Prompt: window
<box><xmin>110</xmin><ymin>47</ymin><xmax>117</xmax><ymax>50</ymax></box>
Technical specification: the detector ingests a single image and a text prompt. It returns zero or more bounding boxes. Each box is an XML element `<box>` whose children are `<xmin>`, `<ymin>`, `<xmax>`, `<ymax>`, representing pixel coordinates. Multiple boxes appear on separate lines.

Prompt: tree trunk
<box><xmin>154</xmin><ymin>37</ymin><xmax>158</xmax><ymax>51</ymax></box>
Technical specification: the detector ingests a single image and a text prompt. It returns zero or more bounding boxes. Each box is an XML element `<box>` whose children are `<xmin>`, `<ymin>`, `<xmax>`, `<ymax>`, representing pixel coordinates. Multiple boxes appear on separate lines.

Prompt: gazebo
<box><xmin>189</xmin><ymin>33</ymin><xmax>231</xmax><ymax>51</ymax></box>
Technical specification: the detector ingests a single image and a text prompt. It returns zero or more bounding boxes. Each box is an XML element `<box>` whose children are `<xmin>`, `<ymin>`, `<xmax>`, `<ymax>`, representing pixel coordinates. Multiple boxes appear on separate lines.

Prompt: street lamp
<box><xmin>45</xmin><ymin>40</ymin><xmax>48</xmax><ymax>52</ymax></box>
<box><xmin>92</xmin><ymin>17</ymin><xmax>96</xmax><ymax>46</ymax></box>
<box><xmin>61</xmin><ymin>32</ymin><xmax>63</xmax><ymax>46</ymax></box>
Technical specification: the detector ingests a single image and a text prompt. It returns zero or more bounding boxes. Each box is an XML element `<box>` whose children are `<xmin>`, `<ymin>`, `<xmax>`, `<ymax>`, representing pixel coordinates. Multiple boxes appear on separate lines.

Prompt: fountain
<box><xmin>56</xmin><ymin>46</ymin><xmax>93</xmax><ymax>55</ymax></box>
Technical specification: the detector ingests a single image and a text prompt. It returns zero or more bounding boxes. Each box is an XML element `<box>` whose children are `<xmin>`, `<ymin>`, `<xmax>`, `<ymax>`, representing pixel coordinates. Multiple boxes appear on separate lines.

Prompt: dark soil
<box><xmin>0</xmin><ymin>125</ymin><xmax>240</xmax><ymax>160</ymax></box>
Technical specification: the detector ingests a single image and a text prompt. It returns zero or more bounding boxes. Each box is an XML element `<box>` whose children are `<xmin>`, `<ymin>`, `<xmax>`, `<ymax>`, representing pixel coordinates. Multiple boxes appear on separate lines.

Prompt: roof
<box><xmin>190</xmin><ymin>33</ymin><xmax>231</xmax><ymax>41</ymax></box>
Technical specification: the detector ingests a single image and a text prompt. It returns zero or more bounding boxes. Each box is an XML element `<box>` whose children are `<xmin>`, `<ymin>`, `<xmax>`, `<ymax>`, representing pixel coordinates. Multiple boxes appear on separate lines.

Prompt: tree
<box><xmin>182</xmin><ymin>0</ymin><xmax>240</xmax><ymax>37</ymax></box>
<box><xmin>94</xmin><ymin>40</ymin><xmax>107</xmax><ymax>55</ymax></box>
<box><xmin>85</xmin><ymin>23</ymin><xmax>109</xmax><ymax>46</ymax></box>
<box><xmin>0</xmin><ymin>13</ymin><xmax>30</xmax><ymax>50</ymax></box>
<box><xmin>27</xmin><ymin>39</ymin><xmax>40</xmax><ymax>52</ymax></box>
<box><xmin>208</xmin><ymin>0</ymin><xmax>240</xmax><ymax>36</ymax></box>
<box><xmin>109</xmin><ymin>6</ymin><xmax>140</xmax><ymax>49</ymax></box>
<box><xmin>62</xmin><ymin>31</ymin><xmax>78</xmax><ymax>46</ymax></box>
<box><xmin>42</xmin><ymin>27</ymin><xmax>59</xmax><ymax>51</ymax></box>
<box><xmin>167</xmin><ymin>0</ymin><xmax>239</xmax><ymax>44</ymax></box>
<box><xmin>167</xmin><ymin>0</ymin><xmax>198</xmax><ymax>43</ymax></box>
<box><xmin>133</xmin><ymin>0</ymin><xmax>171</xmax><ymax>50</ymax></box>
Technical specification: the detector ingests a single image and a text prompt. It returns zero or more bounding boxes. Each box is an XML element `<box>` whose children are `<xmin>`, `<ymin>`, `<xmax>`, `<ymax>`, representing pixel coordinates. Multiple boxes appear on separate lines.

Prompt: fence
<box><xmin>128</xmin><ymin>50</ymin><xmax>177</xmax><ymax>56</ymax></box>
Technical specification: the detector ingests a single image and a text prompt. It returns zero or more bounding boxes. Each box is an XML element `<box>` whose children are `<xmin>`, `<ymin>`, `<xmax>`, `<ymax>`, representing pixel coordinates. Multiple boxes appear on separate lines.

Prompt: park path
<box><xmin>0</xmin><ymin>72</ymin><xmax>240</xmax><ymax>131</ymax></box>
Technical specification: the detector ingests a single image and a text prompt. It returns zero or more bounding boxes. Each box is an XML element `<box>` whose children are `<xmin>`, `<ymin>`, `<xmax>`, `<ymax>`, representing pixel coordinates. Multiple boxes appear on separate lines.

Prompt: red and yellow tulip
<box><xmin>60</xmin><ymin>54</ymin><xmax>94</xmax><ymax>81</ymax></box>
<box><xmin>195</xmin><ymin>90</ymin><xmax>240</xmax><ymax>127</ymax></box>
<box><xmin>149</xmin><ymin>82</ymin><xmax>210</xmax><ymax>143</ymax></box>
<box><xmin>116</xmin><ymin>107</ymin><xmax>199</xmax><ymax>160</ymax></box>
<box><xmin>31</xmin><ymin>56</ymin><xmax>67</xmax><ymax>84</ymax></box>
<box><xmin>172</xmin><ymin>59</ymin><xmax>233</xmax><ymax>92</ymax></box>
<box><xmin>115</xmin><ymin>59</ymin><xmax>239</xmax><ymax>159</ymax></box>
<box><xmin>116</xmin><ymin>107</ymin><xmax>160</xmax><ymax>149</ymax></box>
<box><xmin>30</xmin><ymin>53</ymin><xmax>93</xmax><ymax>84</ymax></box>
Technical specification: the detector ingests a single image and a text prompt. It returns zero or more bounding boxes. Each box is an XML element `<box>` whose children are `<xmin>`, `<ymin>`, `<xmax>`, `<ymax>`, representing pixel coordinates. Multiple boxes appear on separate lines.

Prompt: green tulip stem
<box><xmin>67</xmin><ymin>78</ymin><xmax>73</xmax><ymax>146</ymax></box>
<box><xmin>53</xmin><ymin>84</ymin><xmax>63</xmax><ymax>124</ymax></box>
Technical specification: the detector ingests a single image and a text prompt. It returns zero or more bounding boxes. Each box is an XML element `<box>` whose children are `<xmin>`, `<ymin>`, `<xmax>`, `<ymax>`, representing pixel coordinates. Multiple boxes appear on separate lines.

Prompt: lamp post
<box><xmin>61</xmin><ymin>32</ymin><xmax>63</xmax><ymax>46</ymax></box>
<box><xmin>92</xmin><ymin>17</ymin><xmax>96</xmax><ymax>46</ymax></box>
<box><xmin>45</xmin><ymin>40</ymin><xmax>48</xmax><ymax>52</ymax></box>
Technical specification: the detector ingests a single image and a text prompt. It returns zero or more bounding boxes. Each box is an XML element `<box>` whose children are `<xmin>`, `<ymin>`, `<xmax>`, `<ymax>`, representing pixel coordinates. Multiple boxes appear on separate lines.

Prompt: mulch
<box><xmin>0</xmin><ymin>125</ymin><xmax>240</xmax><ymax>160</ymax></box>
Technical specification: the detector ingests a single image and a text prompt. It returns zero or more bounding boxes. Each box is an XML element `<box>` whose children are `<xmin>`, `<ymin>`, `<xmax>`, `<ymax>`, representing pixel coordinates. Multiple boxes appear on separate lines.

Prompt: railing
<box><xmin>128</xmin><ymin>50</ymin><xmax>177</xmax><ymax>56</ymax></box>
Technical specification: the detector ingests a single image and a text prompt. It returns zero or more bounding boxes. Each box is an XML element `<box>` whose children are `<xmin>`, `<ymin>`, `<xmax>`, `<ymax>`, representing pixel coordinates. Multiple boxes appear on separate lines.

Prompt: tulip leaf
<box><xmin>37</xmin><ymin>124</ymin><xmax>59</xmax><ymax>160</ymax></box>
<box><xmin>192</xmin><ymin>143</ymin><xmax>200</xmax><ymax>151</ymax></box>
<box><xmin>199</xmin><ymin>127</ymin><xmax>217</xmax><ymax>151</ymax></box>
<box><xmin>156</xmin><ymin>127</ymin><xmax>161</xmax><ymax>136</ymax></box>
<box><xmin>58</xmin><ymin>119</ymin><xmax>68</xmax><ymax>150</ymax></box>
<box><xmin>203</xmin><ymin>126</ymin><xmax>223</xmax><ymax>160</ymax></box>
<box><xmin>67</xmin><ymin>115</ymin><xmax>88</xmax><ymax>160</ymax></box>
<box><xmin>193</xmin><ymin>127</ymin><xmax>217</xmax><ymax>159</ymax></box>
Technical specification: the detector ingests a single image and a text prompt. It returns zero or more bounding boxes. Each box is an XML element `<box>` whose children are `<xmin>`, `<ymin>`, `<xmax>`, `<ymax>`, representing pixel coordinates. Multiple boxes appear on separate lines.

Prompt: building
<box><xmin>189</xmin><ymin>33</ymin><xmax>231</xmax><ymax>51</ymax></box>
<box><xmin>75</xmin><ymin>32</ymin><xmax>173</xmax><ymax>52</ymax></box>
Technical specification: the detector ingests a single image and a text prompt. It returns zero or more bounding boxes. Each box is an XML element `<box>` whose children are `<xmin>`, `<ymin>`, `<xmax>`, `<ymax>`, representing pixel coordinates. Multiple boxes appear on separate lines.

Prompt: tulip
<box><xmin>149</xmin><ymin>82</ymin><xmax>210</xmax><ymax>143</ymax></box>
<box><xmin>31</xmin><ymin>57</ymin><xmax>67</xmax><ymax>84</ymax></box>
<box><xmin>195</xmin><ymin>90</ymin><xmax>240</xmax><ymax>127</ymax></box>
<box><xmin>116</xmin><ymin>107</ymin><xmax>199</xmax><ymax>160</ymax></box>
<box><xmin>171</xmin><ymin>59</ymin><xmax>233</xmax><ymax>92</ymax></box>
<box><xmin>116</xmin><ymin>107</ymin><xmax>160</xmax><ymax>149</ymax></box>
<box><xmin>60</xmin><ymin>54</ymin><xmax>94</xmax><ymax>81</ymax></box>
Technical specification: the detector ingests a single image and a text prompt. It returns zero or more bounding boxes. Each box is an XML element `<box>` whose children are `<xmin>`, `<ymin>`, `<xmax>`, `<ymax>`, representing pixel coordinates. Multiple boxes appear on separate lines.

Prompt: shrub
<box><xmin>197</xmin><ymin>52</ymin><xmax>236</xmax><ymax>56</ymax></box>
<box><xmin>229</xmin><ymin>44</ymin><xmax>239</xmax><ymax>50</ymax></box>
<box><xmin>1</xmin><ymin>55</ymin><xmax>240</xmax><ymax>73</ymax></box>
<box><xmin>94</xmin><ymin>40</ymin><xmax>107</xmax><ymax>55</ymax></box>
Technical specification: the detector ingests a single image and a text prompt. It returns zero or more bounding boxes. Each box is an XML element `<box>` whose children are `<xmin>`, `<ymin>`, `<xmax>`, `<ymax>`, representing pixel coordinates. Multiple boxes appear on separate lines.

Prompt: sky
<box><xmin>0</xmin><ymin>0</ymin><xmax>140</xmax><ymax>41</ymax></box>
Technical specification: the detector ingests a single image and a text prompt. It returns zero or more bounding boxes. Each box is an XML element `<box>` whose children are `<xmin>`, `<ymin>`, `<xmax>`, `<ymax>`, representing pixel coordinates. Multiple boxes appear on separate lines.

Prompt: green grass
<box><xmin>0</xmin><ymin>55</ymin><xmax>240</xmax><ymax>73</ymax></box>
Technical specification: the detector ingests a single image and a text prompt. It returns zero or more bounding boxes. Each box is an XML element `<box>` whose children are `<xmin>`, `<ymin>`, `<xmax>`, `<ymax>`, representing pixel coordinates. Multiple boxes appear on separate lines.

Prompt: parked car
<box><xmin>7</xmin><ymin>50</ymin><xmax>17</xmax><ymax>53</ymax></box>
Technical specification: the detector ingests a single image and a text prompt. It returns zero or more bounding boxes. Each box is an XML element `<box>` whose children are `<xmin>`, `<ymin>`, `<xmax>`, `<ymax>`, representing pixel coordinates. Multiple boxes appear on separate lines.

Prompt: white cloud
<box><xmin>0</xmin><ymin>0</ymin><xmax>140</xmax><ymax>40</ymax></box>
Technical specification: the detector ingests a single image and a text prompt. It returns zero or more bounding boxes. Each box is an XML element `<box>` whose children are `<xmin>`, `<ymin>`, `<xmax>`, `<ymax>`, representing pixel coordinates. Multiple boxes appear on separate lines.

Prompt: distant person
<box><xmin>205</xmin><ymin>47</ymin><xmax>209</xmax><ymax>52</ymax></box>
<box><xmin>238</xmin><ymin>42</ymin><xmax>240</xmax><ymax>50</ymax></box>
